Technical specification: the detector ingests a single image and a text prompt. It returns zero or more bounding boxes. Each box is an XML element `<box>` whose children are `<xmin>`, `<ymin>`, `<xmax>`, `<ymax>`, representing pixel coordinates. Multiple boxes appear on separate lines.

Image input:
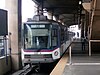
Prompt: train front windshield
<box><xmin>23</xmin><ymin>24</ymin><xmax>51</xmax><ymax>50</ymax></box>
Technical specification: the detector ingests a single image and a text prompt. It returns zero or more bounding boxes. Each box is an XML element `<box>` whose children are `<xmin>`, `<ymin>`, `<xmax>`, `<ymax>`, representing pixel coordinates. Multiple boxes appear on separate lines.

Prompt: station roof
<box><xmin>32</xmin><ymin>0</ymin><xmax>91</xmax><ymax>26</ymax></box>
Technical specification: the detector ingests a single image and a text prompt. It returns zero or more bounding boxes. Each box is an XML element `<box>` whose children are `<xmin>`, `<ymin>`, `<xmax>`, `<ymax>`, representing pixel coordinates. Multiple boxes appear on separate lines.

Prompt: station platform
<box><xmin>63</xmin><ymin>54</ymin><xmax>100</xmax><ymax>75</ymax></box>
<box><xmin>51</xmin><ymin>39</ymin><xmax>100</xmax><ymax>75</ymax></box>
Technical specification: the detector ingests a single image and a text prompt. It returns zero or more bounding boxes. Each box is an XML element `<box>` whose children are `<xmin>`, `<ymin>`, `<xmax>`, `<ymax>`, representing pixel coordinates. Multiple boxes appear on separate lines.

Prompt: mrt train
<box><xmin>21</xmin><ymin>15</ymin><xmax>71</xmax><ymax>65</ymax></box>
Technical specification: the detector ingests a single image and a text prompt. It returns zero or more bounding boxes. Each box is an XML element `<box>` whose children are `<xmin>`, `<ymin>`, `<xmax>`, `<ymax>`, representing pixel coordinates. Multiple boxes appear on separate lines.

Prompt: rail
<box><xmin>12</xmin><ymin>65</ymin><xmax>37</xmax><ymax>75</ymax></box>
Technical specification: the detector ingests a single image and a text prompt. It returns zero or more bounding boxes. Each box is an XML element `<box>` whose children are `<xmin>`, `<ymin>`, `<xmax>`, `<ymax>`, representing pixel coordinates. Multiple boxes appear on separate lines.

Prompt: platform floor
<box><xmin>63</xmin><ymin>39</ymin><xmax>100</xmax><ymax>75</ymax></box>
<box><xmin>63</xmin><ymin>55</ymin><xmax>100</xmax><ymax>75</ymax></box>
<box><xmin>63</xmin><ymin>65</ymin><xmax>100</xmax><ymax>75</ymax></box>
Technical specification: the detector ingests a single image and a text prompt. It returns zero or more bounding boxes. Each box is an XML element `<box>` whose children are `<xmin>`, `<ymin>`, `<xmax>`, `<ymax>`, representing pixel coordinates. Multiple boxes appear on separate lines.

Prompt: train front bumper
<box><xmin>22</xmin><ymin>54</ymin><xmax>55</xmax><ymax>64</ymax></box>
<box><xmin>23</xmin><ymin>58</ymin><xmax>54</xmax><ymax>64</ymax></box>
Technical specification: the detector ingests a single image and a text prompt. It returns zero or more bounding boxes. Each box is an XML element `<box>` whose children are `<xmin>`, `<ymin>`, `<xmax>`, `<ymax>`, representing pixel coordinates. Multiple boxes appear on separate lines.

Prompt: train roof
<box><xmin>23</xmin><ymin>19</ymin><xmax>60</xmax><ymax>25</ymax></box>
<box><xmin>23</xmin><ymin>15</ymin><xmax>67</xmax><ymax>27</ymax></box>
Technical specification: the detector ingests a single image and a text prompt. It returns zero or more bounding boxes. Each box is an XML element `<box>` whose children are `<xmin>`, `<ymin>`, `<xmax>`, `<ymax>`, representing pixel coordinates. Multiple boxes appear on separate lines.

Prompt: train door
<box><xmin>51</xmin><ymin>25</ymin><xmax>60</xmax><ymax>59</ymax></box>
<box><xmin>51</xmin><ymin>25</ymin><xmax>59</xmax><ymax>48</ymax></box>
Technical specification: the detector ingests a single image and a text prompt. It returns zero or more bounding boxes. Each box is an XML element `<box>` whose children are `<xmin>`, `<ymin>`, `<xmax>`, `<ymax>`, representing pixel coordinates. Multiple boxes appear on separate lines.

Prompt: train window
<box><xmin>32</xmin><ymin>36</ymin><xmax>48</xmax><ymax>49</ymax></box>
<box><xmin>64</xmin><ymin>28</ymin><xmax>68</xmax><ymax>41</ymax></box>
<box><xmin>24</xmin><ymin>24</ymin><xmax>51</xmax><ymax>49</ymax></box>
<box><xmin>52</xmin><ymin>29</ymin><xmax>58</xmax><ymax>47</ymax></box>
<box><xmin>61</xmin><ymin>27</ymin><xmax>64</xmax><ymax>44</ymax></box>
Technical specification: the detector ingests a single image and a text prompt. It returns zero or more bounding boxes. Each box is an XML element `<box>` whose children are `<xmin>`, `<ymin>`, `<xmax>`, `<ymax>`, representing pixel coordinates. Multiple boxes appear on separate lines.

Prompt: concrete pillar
<box><xmin>5</xmin><ymin>0</ymin><xmax>22</xmax><ymax>70</ymax></box>
<box><xmin>85</xmin><ymin>12</ymin><xmax>89</xmax><ymax>37</ymax></box>
<box><xmin>87</xmin><ymin>0</ymin><xmax>100</xmax><ymax>52</ymax></box>
<box><xmin>81</xmin><ymin>18</ymin><xmax>85</xmax><ymax>38</ymax></box>
<box><xmin>82</xmin><ymin>3</ymin><xmax>91</xmax><ymax>12</ymax></box>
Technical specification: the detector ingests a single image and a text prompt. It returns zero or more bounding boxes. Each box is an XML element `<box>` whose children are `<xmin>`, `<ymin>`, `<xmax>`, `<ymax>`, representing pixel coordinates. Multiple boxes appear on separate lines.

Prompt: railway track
<box><xmin>12</xmin><ymin>65</ymin><xmax>38</xmax><ymax>75</ymax></box>
<box><xmin>12</xmin><ymin>64</ymin><xmax>52</xmax><ymax>75</ymax></box>
<box><xmin>11</xmin><ymin>60</ymin><xmax>58</xmax><ymax>75</ymax></box>
<box><xmin>19</xmin><ymin>66</ymin><xmax>33</xmax><ymax>75</ymax></box>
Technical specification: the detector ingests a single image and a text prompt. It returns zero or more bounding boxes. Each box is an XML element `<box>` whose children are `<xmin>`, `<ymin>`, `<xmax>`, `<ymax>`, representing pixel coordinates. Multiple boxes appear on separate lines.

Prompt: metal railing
<box><xmin>89</xmin><ymin>40</ymin><xmax>100</xmax><ymax>56</ymax></box>
<box><xmin>68</xmin><ymin>39</ymin><xmax>100</xmax><ymax>65</ymax></box>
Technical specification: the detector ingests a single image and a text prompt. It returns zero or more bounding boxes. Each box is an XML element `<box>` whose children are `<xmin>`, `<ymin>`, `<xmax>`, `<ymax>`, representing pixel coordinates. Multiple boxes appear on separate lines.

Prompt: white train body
<box><xmin>21</xmin><ymin>18</ymin><xmax>71</xmax><ymax>65</ymax></box>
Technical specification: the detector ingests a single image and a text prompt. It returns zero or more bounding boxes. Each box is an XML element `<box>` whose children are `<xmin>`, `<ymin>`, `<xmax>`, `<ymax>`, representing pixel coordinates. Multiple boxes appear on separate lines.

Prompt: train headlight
<box><xmin>54</xmin><ymin>51</ymin><xmax>58</xmax><ymax>56</ymax></box>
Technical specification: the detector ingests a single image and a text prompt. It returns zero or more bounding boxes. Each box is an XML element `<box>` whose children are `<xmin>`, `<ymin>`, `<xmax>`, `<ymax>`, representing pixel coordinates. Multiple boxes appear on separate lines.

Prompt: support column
<box><xmin>85</xmin><ymin>11</ymin><xmax>89</xmax><ymax>37</ymax></box>
<box><xmin>81</xmin><ymin>18</ymin><xmax>85</xmax><ymax>38</ymax></box>
<box><xmin>5</xmin><ymin>0</ymin><xmax>22</xmax><ymax>70</ymax></box>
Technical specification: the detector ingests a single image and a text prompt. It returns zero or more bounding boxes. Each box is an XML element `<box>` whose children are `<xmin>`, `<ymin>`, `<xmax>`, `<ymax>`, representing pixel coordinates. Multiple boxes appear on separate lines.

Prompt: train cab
<box><xmin>21</xmin><ymin>15</ymin><xmax>69</xmax><ymax>65</ymax></box>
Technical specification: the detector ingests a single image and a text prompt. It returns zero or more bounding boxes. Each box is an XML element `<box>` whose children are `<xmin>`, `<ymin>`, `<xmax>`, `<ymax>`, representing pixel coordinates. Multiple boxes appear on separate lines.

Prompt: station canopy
<box><xmin>32</xmin><ymin>0</ymin><xmax>91</xmax><ymax>26</ymax></box>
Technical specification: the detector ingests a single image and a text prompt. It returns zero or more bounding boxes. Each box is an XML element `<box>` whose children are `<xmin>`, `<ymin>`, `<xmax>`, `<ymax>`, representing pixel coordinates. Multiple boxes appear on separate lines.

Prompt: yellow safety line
<box><xmin>50</xmin><ymin>53</ymin><xmax>68</xmax><ymax>75</ymax></box>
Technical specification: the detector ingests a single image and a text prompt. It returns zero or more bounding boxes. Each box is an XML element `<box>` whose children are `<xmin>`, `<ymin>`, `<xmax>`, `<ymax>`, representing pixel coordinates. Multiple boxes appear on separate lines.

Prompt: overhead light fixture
<box><xmin>79</xmin><ymin>1</ymin><xmax>82</xmax><ymax>5</ymax></box>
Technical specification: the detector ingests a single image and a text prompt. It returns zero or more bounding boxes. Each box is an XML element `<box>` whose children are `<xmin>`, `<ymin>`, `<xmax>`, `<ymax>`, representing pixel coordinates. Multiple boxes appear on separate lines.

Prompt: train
<box><xmin>21</xmin><ymin>15</ymin><xmax>72</xmax><ymax>66</ymax></box>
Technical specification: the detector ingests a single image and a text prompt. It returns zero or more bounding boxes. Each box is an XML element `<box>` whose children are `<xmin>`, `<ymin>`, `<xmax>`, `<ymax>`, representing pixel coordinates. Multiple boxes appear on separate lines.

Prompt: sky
<box><xmin>22</xmin><ymin>0</ymin><xmax>37</xmax><ymax>22</ymax></box>
<box><xmin>0</xmin><ymin>0</ymin><xmax>36</xmax><ymax>22</ymax></box>
<box><xmin>0</xmin><ymin>0</ymin><xmax>54</xmax><ymax>22</ymax></box>
<box><xmin>0</xmin><ymin>0</ymin><xmax>5</xmax><ymax>9</ymax></box>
